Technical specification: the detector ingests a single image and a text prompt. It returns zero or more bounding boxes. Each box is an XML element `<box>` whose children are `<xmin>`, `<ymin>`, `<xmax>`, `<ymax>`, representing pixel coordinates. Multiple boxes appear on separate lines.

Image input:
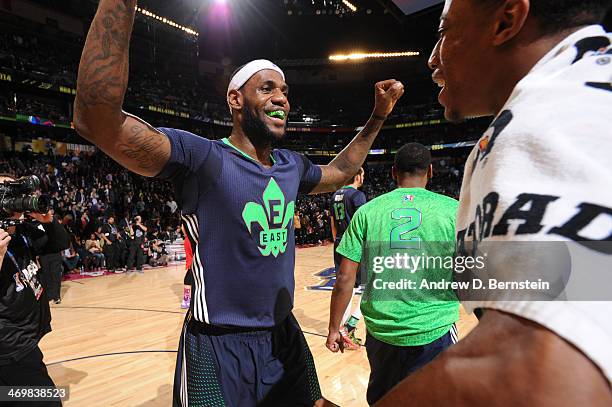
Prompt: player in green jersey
<box><xmin>326</xmin><ymin>143</ymin><xmax>460</xmax><ymax>405</ymax></box>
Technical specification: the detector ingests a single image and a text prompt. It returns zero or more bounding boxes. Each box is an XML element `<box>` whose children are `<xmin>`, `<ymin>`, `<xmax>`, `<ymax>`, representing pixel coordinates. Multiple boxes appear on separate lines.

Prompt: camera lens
<box><xmin>34</xmin><ymin>195</ymin><xmax>50</xmax><ymax>213</ymax></box>
<box><xmin>5</xmin><ymin>175</ymin><xmax>40</xmax><ymax>192</ymax></box>
<box><xmin>1</xmin><ymin>194</ymin><xmax>49</xmax><ymax>214</ymax></box>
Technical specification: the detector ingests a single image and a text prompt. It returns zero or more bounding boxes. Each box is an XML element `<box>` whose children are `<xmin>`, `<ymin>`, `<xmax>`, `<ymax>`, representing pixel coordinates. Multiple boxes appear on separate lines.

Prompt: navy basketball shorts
<box><xmin>365</xmin><ymin>324</ymin><xmax>458</xmax><ymax>405</ymax></box>
<box><xmin>334</xmin><ymin>239</ymin><xmax>361</xmax><ymax>288</ymax></box>
<box><xmin>173</xmin><ymin>311</ymin><xmax>322</xmax><ymax>406</ymax></box>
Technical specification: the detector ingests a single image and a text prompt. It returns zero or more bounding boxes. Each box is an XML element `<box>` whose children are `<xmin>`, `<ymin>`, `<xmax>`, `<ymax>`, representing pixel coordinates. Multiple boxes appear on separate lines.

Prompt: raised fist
<box><xmin>373</xmin><ymin>79</ymin><xmax>405</xmax><ymax>120</ymax></box>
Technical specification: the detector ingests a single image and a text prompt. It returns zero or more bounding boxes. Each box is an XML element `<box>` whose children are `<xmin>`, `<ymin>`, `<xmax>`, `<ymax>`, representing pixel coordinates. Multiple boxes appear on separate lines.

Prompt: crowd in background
<box><xmin>0</xmin><ymin>150</ymin><xmax>180</xmax><ymax>273</ymax></box>
<box><xmin>0</xmin><ymin>16</ymin><xmax>470</xmax><ymax>267</ymax></box>
<box><xmin>0</xmin><ymin>29</ymin><xmax>450</xmax><ymax>127</ymax></box>
<box><xmin>0</xmin><ymin>31</ymin><xmax>78</xmax><ymax>88</ymax></box>
<box><xmin>14</xmin><ymin>94</ymin><xmax>69</xmax><ymax>122</ymax></box>
<box><xmin>0</xmin><ymin>147</ymin><xmax>466</xmax><ymax>268</ymax></box>
<box><xmin>294</xmin><ymin>158</ymin><xmax>465</xmax><ymax>245</ymax></box>
<box><xmin>0</xmin><ymin>24</ymin><xmax>490</xmax><ymax>157</ymax></box>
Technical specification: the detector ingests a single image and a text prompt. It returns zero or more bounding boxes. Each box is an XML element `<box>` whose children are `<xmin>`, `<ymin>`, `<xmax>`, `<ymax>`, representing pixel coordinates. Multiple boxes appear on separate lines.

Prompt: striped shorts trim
<box><xmin>173</xmin><ymin>312</ymin><xmax>321</xmax><ymax>407</ymax></box>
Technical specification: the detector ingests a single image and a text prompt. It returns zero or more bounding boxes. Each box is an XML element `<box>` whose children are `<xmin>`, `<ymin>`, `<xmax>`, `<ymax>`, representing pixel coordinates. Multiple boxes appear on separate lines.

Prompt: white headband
<box><xmin>227</xmin><ymin>59</ymin><xmax>285</xmax><ymax>109</ymax></box>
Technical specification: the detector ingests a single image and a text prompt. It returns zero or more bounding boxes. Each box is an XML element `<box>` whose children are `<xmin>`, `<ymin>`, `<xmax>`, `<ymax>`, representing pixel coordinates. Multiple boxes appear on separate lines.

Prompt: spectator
<box><xmin>100</xmin><ymin>216</ymin><xmax>120</xmax><ymax>273</ymax></box>
<box><xmin>166</xmin><ymin>197</ymin><xmax>178</xmax><ymax>214</ymax></box>
<box><xmin>126</xmin><ymin>216</ymin><xmax>147</xmax><ymax>273</ymax></box>
<box><xmin>294</xmin><ymin>211</ymin><xmax>302</xmax><ymax>245</ymax></box>
<box><xmin>85</xmin><ymin>233</ymin><xmax>105</xmax><ymax>270</ymax></box>
<box><xmin>37</xmin><ymin>211</ymin><xmax>71</xmax><ymax>304</ymax></box>
<box><xmin>61</xmin><ymin>245</ymin><xmax>80</xmax><ymax>274</ymax></box>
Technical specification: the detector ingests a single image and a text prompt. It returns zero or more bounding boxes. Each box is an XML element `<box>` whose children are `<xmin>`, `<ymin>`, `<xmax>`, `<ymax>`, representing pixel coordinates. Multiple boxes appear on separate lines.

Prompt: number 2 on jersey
<box><xmin>390</xmin><ymin>208</ymin><xmax>422</xmax><ymax>249</ymax></box>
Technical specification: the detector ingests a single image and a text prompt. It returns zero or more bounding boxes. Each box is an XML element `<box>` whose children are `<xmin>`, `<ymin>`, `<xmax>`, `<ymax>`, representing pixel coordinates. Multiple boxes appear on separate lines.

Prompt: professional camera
<box><xmin>0</xmin><ymin>175</ymin><xmax>49</xmax><ymax>217</ymax></box>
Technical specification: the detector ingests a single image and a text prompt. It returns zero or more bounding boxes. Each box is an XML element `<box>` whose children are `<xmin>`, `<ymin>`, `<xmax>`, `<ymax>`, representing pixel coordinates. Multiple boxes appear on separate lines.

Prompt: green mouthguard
<box><xmin>266</xmin><ymin>111</ymin><xmax>285</xmax><ymax>119</ymax></box>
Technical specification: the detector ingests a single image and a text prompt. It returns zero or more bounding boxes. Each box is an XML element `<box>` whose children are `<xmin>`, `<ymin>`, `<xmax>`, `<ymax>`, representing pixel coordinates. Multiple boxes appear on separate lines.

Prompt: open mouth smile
<box><xmin>265</xmin><ymin>110</ymin><xmax>286</xmax><ymax>123</ymax></box>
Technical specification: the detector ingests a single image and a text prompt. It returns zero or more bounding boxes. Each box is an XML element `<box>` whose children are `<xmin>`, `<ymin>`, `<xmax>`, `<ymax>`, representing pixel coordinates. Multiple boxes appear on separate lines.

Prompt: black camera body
<box><xmin>0</xmin><ymin>176</ymin><xmax>49</xmax><ymax>221</ymax></box>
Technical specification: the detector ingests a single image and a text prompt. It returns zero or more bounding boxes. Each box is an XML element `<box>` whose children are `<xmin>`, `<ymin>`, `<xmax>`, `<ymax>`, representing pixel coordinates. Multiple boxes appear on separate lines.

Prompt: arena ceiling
<box><xmin>182</xmin><ymin>0</ymin><xmax>442</xmax><ymax>64</ymax></box>
<box><xmin>30</xmin><ymin>0</ymin><xmax>612</xmax><ymax>71</ymax></box>
<box><xmin>25</xmin><ymin>0</ymin><xmax>444</xmax><ymax>64</ymax></box>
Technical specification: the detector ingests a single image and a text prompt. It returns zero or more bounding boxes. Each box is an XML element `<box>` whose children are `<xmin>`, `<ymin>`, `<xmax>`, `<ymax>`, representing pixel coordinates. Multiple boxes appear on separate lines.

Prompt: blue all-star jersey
<box><xmin>157</xmin><ymin>128</ymin><xmax>322</xmax><ymax>327</ymax></box>
<box><xmin>331</xmin><ymin>186</ymin><xmax>366</xmax><ymax>242</ymax></box>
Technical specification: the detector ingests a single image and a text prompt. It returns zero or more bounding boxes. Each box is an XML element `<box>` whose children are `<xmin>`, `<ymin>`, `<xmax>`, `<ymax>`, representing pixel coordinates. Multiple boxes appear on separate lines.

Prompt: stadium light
<box><xmin>342</xmin><ymin>0</ymin><xmax>357</xmax><ymax>12</ymax></box>
<box><xmin>135</xmin><ymin>6</ymin><xmax>199</xmax><ymax>37</ymax></box>
<box><xmin>329</xmin><ymin>51</ymin><xmax>420</xmax><ymax>61</ymax></box>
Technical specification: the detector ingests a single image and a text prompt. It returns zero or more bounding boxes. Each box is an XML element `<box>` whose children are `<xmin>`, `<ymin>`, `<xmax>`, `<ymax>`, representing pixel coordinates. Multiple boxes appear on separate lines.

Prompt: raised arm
<box><xmin>310</xmin><ymin>80</ymin><xmax>404</xmax><ymax>194</ymax></box>
<box><xmin>73</xmin><ymin>0</ymin><xmax>170</xmax><ymax>177</ymax></box>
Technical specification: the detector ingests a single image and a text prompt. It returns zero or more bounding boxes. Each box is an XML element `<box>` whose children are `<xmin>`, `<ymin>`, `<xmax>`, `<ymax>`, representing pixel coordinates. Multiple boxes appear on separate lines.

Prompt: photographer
<box><xmin>115</xmin><ymin>229</ymin><xmax>128</xmax><ymax>271</ymax></box>
<box><xmin>35</xmin><ymin>211</ymin><xmax>70</xmax><ymax>304</ymax></box>
<box><xmin>0</xmin><ymin>175</ymin><xmax>69</xmax><ymax>404</ymax></box>
<box><xmin>148</xmin><ymin>238</ymin><xmax>168</xmax><ymax>267</ymax></box>
<box><xmin>126</xmin><ymin>215</ymin><xmax>146</xmax><ymax>273</ymax></box>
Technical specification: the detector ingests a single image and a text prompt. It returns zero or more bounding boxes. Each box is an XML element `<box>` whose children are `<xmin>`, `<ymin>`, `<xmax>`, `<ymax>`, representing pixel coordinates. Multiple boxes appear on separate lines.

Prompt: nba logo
<box><xmin>404</xmin><ymin>194</ymin><xmax>414</xmax><ymax>202</ymax></box>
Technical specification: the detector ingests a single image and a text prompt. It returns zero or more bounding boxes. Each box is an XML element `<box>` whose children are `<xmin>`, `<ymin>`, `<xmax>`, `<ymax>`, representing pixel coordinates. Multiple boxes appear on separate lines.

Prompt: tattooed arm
<box><xmin>74</xmin><ymin>0</ymin><xmax>170</xmax><ymax>177</ymax></box>
<box><xmin>310</xmin><ymin>80</ymin><xmax>404</xmax><ymax>194</ymax></box>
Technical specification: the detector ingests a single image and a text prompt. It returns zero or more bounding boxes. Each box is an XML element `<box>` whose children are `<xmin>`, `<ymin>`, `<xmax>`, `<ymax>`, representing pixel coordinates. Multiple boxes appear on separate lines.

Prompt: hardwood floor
<box><xmin>41</xmin><ymin>245</ymin><xmax>478</xmax><ymax>406</ymax></box>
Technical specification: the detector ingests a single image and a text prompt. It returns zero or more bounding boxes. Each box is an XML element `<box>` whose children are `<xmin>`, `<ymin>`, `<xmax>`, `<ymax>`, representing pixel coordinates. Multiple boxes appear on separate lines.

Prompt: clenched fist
<box><xmin>326</xmin><ymin>330</ymin><xmax>344</xmax><ymax>353</ymax></box>
<box><xmin>372</xmin><ymin>79</ymin><xmax>405</xmax><ymax>120</ymax></box>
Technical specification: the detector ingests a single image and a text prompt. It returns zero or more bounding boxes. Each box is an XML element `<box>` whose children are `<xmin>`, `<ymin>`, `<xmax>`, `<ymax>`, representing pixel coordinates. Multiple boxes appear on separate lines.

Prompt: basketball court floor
<box><xmin>41</xmin><ymin>245</ymin><xmax>478</xmax><ymax>406</ymax></box>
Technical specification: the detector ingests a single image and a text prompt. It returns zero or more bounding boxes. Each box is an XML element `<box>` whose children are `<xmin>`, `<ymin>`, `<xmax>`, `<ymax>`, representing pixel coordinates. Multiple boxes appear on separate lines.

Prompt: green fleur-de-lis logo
<box><xmin>242</xmin><ymin>178</ymin><xmax>295</xmax><ymax>258</ymax></box>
